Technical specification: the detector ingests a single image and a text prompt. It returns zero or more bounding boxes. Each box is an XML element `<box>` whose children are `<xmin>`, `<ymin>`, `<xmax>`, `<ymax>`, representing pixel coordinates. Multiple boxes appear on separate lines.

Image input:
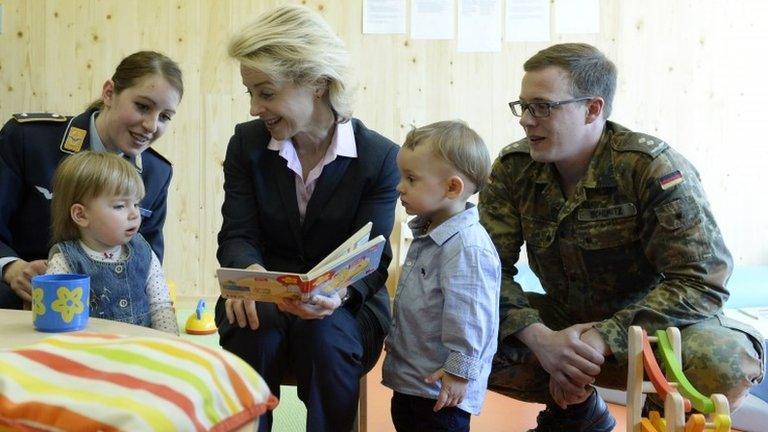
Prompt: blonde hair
<box><xmin>228</xmin><ymin>4</ymin><xmax>353</xmax><ymax>120</ymax></box>
<box><xmin>403</xmin><ymin>120</ymin><xmax>492</xmax><ymax>193</ymax></box>
<box><xmin>50</xmin><ymin>151</ymin><xmax>145</xmax><ymax>244</ymax></box>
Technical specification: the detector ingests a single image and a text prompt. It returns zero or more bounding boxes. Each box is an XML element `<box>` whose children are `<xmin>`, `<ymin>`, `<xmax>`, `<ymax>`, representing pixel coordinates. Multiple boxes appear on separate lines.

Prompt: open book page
<box><xmin>303</xmin><ymin>235</ymin><xmax>385</xmax><ymax>299</ymax></box>
<box><xmin>217</xmin><ymin>222</ymin><xmax>384</xmax><ymax>303</ymax></box>
<box><xmin>313</xmin><ymin>222</ymin><xmax>373</xmax><ymax>270</ymax></box>
<box><xmin>218</xmin><ymin>268</ymin><xmax>309</xmax><ymax>302</ymax></box>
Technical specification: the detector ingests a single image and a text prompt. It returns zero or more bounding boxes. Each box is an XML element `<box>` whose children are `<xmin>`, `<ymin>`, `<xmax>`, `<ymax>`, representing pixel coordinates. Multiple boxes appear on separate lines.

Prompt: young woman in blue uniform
<box><xmin>0</xmin><ymin>50</ymin><xmax>183</xmax><ymax>309</ymax></box>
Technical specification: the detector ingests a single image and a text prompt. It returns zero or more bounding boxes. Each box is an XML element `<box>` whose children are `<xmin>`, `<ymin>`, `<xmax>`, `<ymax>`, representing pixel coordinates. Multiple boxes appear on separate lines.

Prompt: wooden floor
<box><xmin>175</xmin><ymin>304</ymin><xmax>744</xmax><ymax>432</ymax></box>
<box><xmin>364</xmin><ymin>356</ymin><xmax>629</xmax><ymax>432</ymax></box>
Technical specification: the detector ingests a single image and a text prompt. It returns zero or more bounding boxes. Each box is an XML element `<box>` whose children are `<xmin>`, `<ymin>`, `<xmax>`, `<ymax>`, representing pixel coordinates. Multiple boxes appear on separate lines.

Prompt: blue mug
<box><xmin>31</xmin><ymin>274</ymin><xmax>90</xmax><ymax>332</ymax></box>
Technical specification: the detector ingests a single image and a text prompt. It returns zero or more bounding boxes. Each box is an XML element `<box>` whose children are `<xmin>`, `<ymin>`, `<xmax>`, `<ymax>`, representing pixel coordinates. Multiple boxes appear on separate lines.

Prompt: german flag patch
<box><xmin>659</xmin><ymin>170</ymin><xmax>684</xmax><ymax>190</ymax></box>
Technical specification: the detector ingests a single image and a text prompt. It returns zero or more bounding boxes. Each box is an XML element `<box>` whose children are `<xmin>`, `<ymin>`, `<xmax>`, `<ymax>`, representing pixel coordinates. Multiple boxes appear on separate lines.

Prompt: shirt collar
<box><xmin>78</xmin><ymin>240</ymin><xmax>124</xmax><ymax>262</ymax></box>
<box><xmin>267</xmin><ymin>121</ymin><xmax>358</xmax><ymax>159</ymax></box>
<box><xmin>88</xmin><ymin>111</ymin><xmax>107</xmax><ymax>152</ymax></box>
<box><xmin>409</xmin><ymin>203</ymin><xmax>480</xmax><ymax>246</ymax></box>
<box><xmin>89</xmin><ymin>111</ymin><xmax>143</xmax><ymax>173</ymax></box>
<box><xmin>580</xmin><ymin>122</ymin><xmax>617</xmax><ymax>188</ymax></box>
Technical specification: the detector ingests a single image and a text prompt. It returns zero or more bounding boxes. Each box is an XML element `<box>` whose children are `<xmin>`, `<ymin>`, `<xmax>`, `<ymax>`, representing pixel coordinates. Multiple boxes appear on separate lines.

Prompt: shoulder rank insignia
<box><xmin>12</xmin><ymin>112</ymin><xmax>67</xmax><ymax>123</ymax></box>
<box><xmin>659</xmin><ymin>170</ymin><xmax>684</xmax><ymax>190</ymax></box>
<box><xmin>61</xmin><ymin>127</ymin><xmax>87</xmax><ymax>153</ymax></box>
<box><xmin>499</xmin><ymin>139</ymin><xmax>530</xmax><ymax>158</ymax></box>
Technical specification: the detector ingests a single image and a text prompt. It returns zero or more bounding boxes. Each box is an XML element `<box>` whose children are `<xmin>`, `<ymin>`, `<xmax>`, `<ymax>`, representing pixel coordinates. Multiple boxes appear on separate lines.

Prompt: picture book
<box><xmin>217</xmin><ymin>222</ymin><xmax>385</xmax><ymax>302</ymax></box>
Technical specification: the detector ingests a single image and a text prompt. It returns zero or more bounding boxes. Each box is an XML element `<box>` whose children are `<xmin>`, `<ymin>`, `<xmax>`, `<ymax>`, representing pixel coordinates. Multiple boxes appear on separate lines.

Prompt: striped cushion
<box><xmin>0</xmin><ymin>333</ymin><xmax>277</xmax><ymax>431</ymax></box>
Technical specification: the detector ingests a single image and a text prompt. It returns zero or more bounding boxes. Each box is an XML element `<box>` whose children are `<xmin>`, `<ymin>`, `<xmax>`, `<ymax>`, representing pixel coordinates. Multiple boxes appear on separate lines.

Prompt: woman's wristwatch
<box><xmin>339</xmin><ymin>291</ymin><xmax>351</xmax><ymax>306</ymax></box>
<box><xmin>340</xmin><ymin>288</ymin><xmax>362</xmax><ymax>312</ymax></box>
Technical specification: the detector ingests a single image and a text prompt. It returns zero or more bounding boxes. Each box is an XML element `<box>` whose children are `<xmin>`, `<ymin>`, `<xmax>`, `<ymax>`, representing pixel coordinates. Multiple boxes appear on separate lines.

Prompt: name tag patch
<box><xmin>577</xmin><ymin>203</ymin><xmax>637</xmax><ymax>221</ymax></box>
<box><xmin>139</xmin><ymin>207</ymin><xmax>153</xmax><ymax>218</ymax></box>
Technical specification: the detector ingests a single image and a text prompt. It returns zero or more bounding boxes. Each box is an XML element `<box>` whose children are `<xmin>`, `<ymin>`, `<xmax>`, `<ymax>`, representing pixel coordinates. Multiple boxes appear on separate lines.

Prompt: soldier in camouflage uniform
<box><xmin>479</xmin><ymin>43</ymin><xmax>764</xmax><ymax>431</ymax></box>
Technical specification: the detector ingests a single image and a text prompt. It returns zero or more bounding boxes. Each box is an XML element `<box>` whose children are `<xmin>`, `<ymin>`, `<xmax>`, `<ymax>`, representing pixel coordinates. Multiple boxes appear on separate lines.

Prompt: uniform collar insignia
<box><xmin>61</xmin><ymin>125</ymin><xmax>87</xmax><ymax>154</ymax></box>
<box><xmin>123</xmin><ymin>153</ymin><xmax>143</xmax><ymax>174</ymax></box>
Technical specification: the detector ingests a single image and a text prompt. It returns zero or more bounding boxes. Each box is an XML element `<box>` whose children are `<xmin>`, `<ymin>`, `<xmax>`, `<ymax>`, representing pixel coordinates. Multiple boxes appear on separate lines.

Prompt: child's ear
<box><xmin>70</xmin><ymin>204</ymin><xmax>89</xmax><ymax>228</ymax></box>
<box><xmin>445</xmin><ymin>175</ymin><xmax>465</xmax><ymax>199</ymax></box>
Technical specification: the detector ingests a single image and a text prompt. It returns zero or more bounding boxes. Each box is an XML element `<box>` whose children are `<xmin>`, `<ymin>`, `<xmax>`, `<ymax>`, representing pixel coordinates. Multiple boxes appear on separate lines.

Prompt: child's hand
<box><xmin>424</xmin><ymin>368</ymin><xmax>468</xmax><ymax>412</ymax></box>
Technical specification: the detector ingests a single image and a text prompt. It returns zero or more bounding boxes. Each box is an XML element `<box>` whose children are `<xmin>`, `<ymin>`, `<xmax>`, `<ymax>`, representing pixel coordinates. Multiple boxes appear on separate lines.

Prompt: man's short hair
<box><xmin>403</xmin><ymin>120</ymin><xmax>491</xmax><ymax>193</ymax></box>
<box><xmin>524</xmin><ymin>43</ymin><xmax>617</xmax><ymax>118</ymax></box>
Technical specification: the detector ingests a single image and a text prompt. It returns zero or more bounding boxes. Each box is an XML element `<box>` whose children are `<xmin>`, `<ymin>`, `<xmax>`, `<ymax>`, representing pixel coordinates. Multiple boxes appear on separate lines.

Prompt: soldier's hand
<box><xmin>517</xmin><ymin>322</ymin><xmax>604</xmax><ymax>396</ymax></box>
<box><xmin>549</xmin><ymin>376</ymin><xmax>591</xmax><ymax>409</ymax></box>
<box><xmin>3</xmin><ymin>259</ymin><xmax>47</xmax><ymax>302</ymax></box>
<box><xmin>580</xmin><ymin>327</ymin><xmax>612</xmax><ymax>356</ymax></box>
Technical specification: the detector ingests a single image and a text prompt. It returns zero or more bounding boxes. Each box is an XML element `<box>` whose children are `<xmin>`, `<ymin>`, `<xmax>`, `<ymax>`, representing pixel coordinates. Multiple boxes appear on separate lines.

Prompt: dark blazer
<box><xmin>217</xmin><ymin>118</ymin><xmax>400</xmax><ymax>330</ymax></box>
<box><xmin>0</xmin><ymin>108</ymin><xmax>172</xmax><ymax>263</ymax></box>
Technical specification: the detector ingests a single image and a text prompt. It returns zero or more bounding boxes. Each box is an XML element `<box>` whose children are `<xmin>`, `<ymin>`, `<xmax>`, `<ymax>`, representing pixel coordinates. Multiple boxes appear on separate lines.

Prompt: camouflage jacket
<box><xmin>479</xmin><ymin>121</ymin><xmax>733</xmax><ymax>361</ymax></box>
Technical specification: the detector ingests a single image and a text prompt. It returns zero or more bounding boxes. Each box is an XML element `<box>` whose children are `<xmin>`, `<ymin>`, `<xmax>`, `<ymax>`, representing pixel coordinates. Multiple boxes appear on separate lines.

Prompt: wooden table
<box><xmin>0</xmin><ymin>309</ymin><xmax>174</xmax><ymax>349</ymax></box>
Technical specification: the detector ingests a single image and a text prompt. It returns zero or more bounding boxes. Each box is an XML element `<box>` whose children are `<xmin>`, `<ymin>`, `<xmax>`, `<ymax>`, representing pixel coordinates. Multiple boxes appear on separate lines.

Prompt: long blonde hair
<box><xmin>50</xmin><ymin>151</ymin><xmax>145</xmax><ymax>243</ymax></box>
<box><xmin>229</xmin><ymin>4</ymin><xmax>353</xmax><ymax>121</ymax></box>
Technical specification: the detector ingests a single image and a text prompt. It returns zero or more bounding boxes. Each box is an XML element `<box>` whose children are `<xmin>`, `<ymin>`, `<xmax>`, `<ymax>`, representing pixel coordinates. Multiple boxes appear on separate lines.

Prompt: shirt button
<box><xmin>119</xmin><ymin>299</ymin><xmax>128</xmax><ymax>308</ymax></box>
<box><xmin>115</xmin><ymin>265</ymin><xmax>123</xmax><ymax>274</ymax></box>
<box><xmin>405</xmin><ymin>261</ymin><xmax>413</xmax><ymax>266</ymax></box>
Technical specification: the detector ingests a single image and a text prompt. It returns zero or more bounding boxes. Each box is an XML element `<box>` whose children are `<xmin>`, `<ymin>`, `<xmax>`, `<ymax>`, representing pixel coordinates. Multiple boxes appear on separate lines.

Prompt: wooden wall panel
<box><xmin>1</xmin><ymin>0</ymin><xmax>767</xmax><ymax>298</ymax></box>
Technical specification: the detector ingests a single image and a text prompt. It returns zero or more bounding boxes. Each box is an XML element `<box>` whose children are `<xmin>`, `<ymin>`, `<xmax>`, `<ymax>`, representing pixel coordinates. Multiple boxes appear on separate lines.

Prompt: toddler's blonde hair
<box><xmin>403</xmin><ymin>120</ymin><xmax>491</xmax><ymax>193</ymax></box>
<box><xmin>50</xmin><ymin>151</ymin><xmax>145</xmax><ymax>243</ymax></box>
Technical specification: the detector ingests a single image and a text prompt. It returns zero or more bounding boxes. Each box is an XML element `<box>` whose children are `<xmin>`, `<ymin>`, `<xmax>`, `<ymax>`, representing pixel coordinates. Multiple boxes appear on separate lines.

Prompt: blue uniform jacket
<box><xmin>216</xmin><ymin>118</ymin><xmax>400</xmax><ymax>331</ymax></box>
<box><xmin>0</xmin><ymin>108</ymin><xmax>172</xmax><ymax>264</ymax></box>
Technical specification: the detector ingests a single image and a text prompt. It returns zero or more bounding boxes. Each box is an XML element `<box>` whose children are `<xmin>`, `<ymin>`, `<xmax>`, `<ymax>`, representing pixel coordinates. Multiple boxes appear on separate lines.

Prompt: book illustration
<box><xmin>218</xmin><ymin>223</ymin><xmax>384</xmax><ymax>303</ymax></box>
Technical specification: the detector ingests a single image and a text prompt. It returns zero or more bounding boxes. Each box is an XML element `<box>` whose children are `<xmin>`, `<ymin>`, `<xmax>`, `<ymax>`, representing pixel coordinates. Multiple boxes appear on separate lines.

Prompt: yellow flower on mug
<box><xmin>32</xmin><ymin>288</ymin><xmax>46</xmax><ymax>316</ymax></box>
<box><xmin>51</xmin><ymin>286</ymin><xmax>85</xmax><ymax>323</ymax></box>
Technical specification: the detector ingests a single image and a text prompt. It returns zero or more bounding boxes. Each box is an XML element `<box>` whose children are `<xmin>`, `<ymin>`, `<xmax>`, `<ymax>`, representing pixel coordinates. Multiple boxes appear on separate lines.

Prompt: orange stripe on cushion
<box><xmin>0</xmin><ymin>393</ymin><xmax>117</xmax><ymax>432</ymax></box>
<box><xmin>191</xmin><ymin>344</ymin><xmax>256</xmax><ymax>407</ymax></box>
<box><xmin>210</xmin><ymin>395</ymin><xmax>279</xmax><ymax>432</ymax></box>
<box><xmin>18</xmin><ymin>350</ymin><xmax>207</xmax><ymax>432</ymax></box>
<box><xmin>68</xmin><ymin>332</ymin><xmax>122</xmax><ymax>340</ymax></box>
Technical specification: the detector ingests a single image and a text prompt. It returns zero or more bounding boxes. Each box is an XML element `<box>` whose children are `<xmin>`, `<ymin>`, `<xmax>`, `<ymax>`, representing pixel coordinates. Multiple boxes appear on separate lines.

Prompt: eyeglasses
<box><xmin>508</xmin><ymin>97</ymin><xmax>592</xmax><ymax>118</ymax></box>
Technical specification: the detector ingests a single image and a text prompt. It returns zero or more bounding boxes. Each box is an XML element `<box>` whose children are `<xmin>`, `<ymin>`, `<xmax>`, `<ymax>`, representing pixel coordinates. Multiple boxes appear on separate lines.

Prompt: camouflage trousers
<box><xmin>488</xmin><ymin>293</ymin><xmax>765</xmax><ymax>411</ymax></box>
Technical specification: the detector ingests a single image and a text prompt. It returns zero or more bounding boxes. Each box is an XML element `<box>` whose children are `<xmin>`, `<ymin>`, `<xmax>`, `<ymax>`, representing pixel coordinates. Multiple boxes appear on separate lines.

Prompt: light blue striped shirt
<box><xmin>382</xmin><ymin>203</ymin><xmax>501</xmax><ymax>415</ymax></box>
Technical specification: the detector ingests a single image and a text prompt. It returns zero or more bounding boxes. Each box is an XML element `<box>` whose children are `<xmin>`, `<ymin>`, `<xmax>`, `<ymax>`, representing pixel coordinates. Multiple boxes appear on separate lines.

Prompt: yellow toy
<box><xmin>185</xmin><ymin>299</ymin><xmax>217</xmax><ymax>335</ymax></box>
<box><xmin>167</xmin><ymin>278</ymin><xmax>178</xmax><ymax>306</ymax></box>
<box><xmin>627</xmin><ymin>326</ymin><xmax>731</xmax><ymax>432</ymax></box>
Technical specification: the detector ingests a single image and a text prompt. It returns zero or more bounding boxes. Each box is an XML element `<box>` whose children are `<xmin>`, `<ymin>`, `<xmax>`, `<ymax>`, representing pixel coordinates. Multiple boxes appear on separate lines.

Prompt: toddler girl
<box><xmin>47</xmin><ymin>151</ymin><xmax>178</xmax><ymax>334</ymax></box>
